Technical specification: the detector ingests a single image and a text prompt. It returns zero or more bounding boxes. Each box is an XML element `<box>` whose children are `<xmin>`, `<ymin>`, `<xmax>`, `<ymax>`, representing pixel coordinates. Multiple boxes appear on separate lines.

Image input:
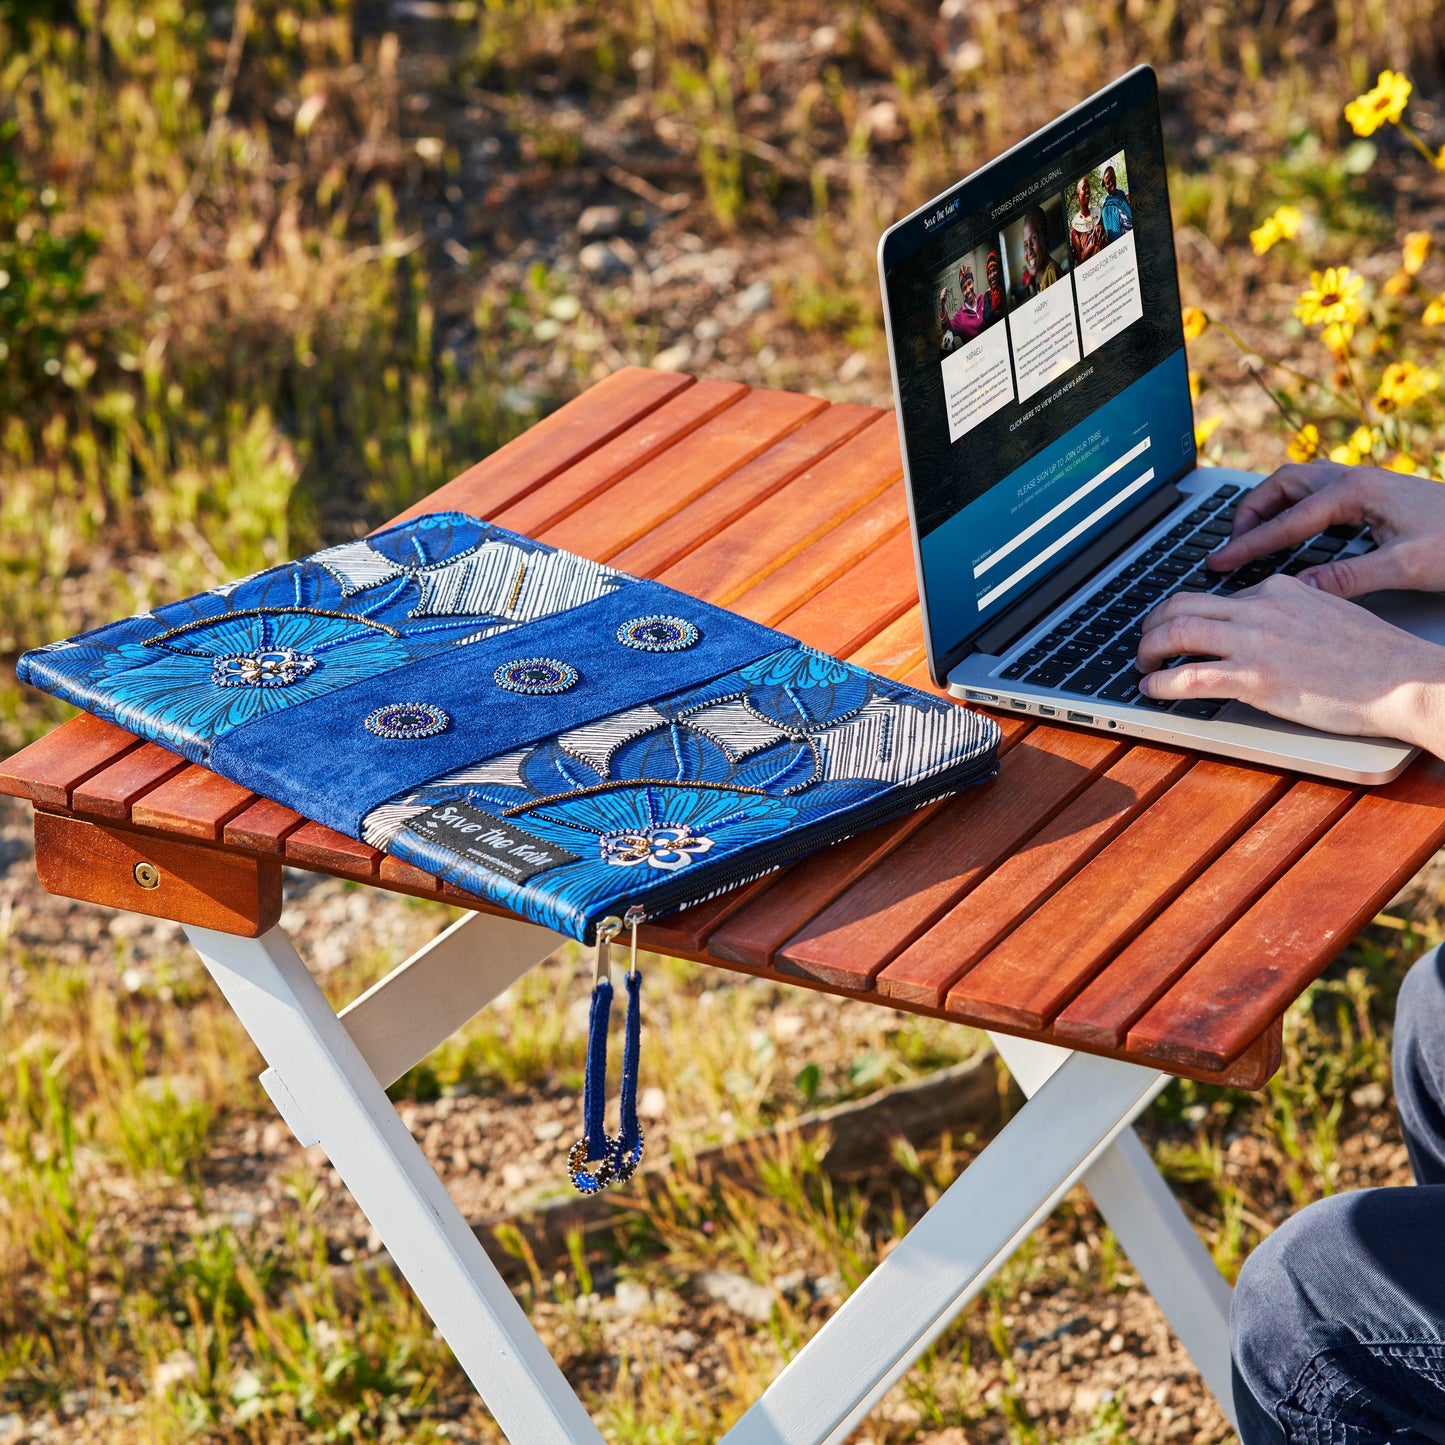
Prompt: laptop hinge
<box><xmin>968</xmin><ymin>482</ymin><xmax>1184</xmax><ymax>659</ymax></box>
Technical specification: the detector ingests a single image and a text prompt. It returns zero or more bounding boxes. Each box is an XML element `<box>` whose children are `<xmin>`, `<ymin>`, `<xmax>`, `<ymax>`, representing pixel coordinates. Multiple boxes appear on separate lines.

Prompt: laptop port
<box><xmin>964</xmin><ymin>690</ymin><xmax>998</xmax><ymax>704</ymax></box>
<box><xmin>1038</xmin><ymin>705</ymin><xmax>1057</xmax><ymax>717</ymax></box>
<box><xmin>1009</xmin><ymin>699</ymin><xmax>1029</xmax><ymax>711</ymax></box>
<box><xmin>1066</xmin><ymin>710</ymin><xmax>1093</xmax><ymax>724</ymax></box>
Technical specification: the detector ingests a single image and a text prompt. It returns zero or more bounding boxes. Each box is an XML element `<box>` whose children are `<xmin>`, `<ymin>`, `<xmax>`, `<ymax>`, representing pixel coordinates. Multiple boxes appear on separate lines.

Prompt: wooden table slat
<box><xmin>129</xmin><ymin>766</ymin><xmax>256</xmax><ymax>839</ymax></box>
<box><xmin>945</xmin><ymin>757</ymin><xmax>1283</xmax><ymax>1030</ymax></box>
<box><xmin>492</xmin><ymin>378</ymin><xmax>747</xmax><ymax>538</ymax></box>
<box><xmin>609</xmin><ymin>401</ymin><xmax>882</xmax><ymax>580</ymax></box>
<box><xmin>661</xmin><ymin>417</ymin><xmax>903</xmax><ymax>608</ymax></box>
<box><xmin>878</xmin><ymin>744</ymin><xmax>1195</xmax><ymax>1009</ymax></box>
<box><xmin>285</xmin><ymin>821</ymin><xmax>383</xmax><ymax>875</ymax></box>
<box><xmin>774</xmin><ymin>727</ymin><xmax>1125</xmax><ymax>990</ymax></box>
<box><xmin>775</xmin><ymin>530</ymin><xmax>920</xmax><ymax>659</ymax></box>
<box><xmin>1054</xmin><ymin>779</ymin><xmax>1356</xmax><ymax>1050</ymax></box>
<box><xmin>1129</xmin><ymin>757</ymin><xmax>1445</xmax><ymax>1071</ymax></box>
<box><xmin>71</xmin><ymin>741</ymin><xmax>190</xmax><ymax>819</ymax></box>
<box><xmin>223</xmin><ymin>796</ymin><xmax>307</xmax><ymax>853</ymax></box>
<box><xmin>545</xmin><ymin>388</ymin><xmax>827</xmax><ymax>561</ymax></box>
<box><xmin>0</xmin><ymin>713</ymin><xmax>142</xmax><ymax>807</ymax></box>
<box><xmin>390</xmin><ymin>366</ymin><xmax>693</xmax><ymax>527</ymax></box>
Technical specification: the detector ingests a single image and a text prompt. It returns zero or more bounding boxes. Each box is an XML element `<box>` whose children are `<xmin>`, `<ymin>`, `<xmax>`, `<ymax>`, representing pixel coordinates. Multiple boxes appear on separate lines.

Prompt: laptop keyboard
<box><xmin>997</xmin><ymin>484</ymin><xmax>1375</xmax><ymax>718</ymax></box>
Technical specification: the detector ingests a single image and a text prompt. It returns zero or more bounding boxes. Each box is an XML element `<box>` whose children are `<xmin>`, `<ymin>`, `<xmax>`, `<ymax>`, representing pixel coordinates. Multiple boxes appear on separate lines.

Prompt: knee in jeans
<box><xmin>1397</xmin><ymin>946</ymin><xmax>1445</xmax><ymax>1049</ymax></box>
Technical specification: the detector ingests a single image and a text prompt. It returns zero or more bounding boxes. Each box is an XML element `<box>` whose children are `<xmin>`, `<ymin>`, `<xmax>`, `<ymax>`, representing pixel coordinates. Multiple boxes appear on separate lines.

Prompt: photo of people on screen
<box><xmin>934</xmin><ymin>240</ymin><xmax>1007</xmax><ymax>357</ymax></box>
<box><xmin>1001</xmin><ymin>196</ymin><xmax>1069</xmax><ymax>306</ymax></box>
<box><xmin>1067</xmin><ymin>150</ymin><xmax>1132</xmax><ymax>263</ymax></box>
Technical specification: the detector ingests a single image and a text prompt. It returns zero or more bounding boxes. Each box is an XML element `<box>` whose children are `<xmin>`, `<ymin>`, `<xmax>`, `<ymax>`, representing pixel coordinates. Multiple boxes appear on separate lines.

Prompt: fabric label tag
<box><xmin>404</xmin><ymin>802</ymin><xmax>580</xmax><ymax>883</ymax></box>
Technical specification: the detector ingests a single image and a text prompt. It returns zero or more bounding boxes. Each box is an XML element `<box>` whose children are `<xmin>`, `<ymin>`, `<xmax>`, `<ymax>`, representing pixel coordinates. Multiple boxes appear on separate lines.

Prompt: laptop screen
<box><xmin>879</xmin><ymin>68</ymin><xmax>1193</xmax><ymax>679</ymax></box>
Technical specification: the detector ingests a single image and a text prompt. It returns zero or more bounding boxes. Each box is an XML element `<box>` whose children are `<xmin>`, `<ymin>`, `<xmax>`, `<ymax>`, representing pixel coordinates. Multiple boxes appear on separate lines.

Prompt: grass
<box><xmin>1</xmin><ymin>0</ymin><xmax>1444</xmax><ymax>1438</ymax></box>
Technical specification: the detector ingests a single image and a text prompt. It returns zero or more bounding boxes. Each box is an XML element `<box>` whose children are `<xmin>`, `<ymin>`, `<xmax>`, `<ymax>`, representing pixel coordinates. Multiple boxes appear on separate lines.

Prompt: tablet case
<box><xmin>17</xmin><ymin>512</ymin><xmax>1001</xmax><ymax>942</ymax></box>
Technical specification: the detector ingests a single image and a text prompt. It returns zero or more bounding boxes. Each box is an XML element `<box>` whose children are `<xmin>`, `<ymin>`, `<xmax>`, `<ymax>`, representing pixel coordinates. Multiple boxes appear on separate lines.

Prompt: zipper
<box><xmin>582</xmin><ymin>749</ymin><xmax>999</xmax><ymax>941</ymax></box>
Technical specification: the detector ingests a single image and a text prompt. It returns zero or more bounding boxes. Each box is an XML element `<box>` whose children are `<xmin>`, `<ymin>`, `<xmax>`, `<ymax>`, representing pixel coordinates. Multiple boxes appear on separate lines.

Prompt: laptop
<box><xmin>877</xmin><ymin>65</ymin><xmax>1444</xmax><ymax>785</ymax></box>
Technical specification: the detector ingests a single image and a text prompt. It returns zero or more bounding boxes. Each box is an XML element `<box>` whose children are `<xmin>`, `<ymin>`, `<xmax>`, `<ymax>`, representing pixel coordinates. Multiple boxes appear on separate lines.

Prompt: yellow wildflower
<box><xmin>1194</xmin><ymin>416</ymin><xmax>1222</xmax><ymax>448</ymax></box>
<box><xmin>1386</xmin><ymin>453</ymin><xmax>1423</xmax><ymax>475</ymax></box>
<box><xmin>1287</xmin><ymin>424</ymin><xmax>1320</xmax><ymax>463</ymax></box>
<box><xmin>1383</xmin><ymin>270</ymin><xmax>1413</xmax><ymax>298</ymax></box>
<box><xmin>1424</xmin><ymin>295</ymin><xmax>1445</xmax><ymax>326</ymax></box>
<box><xmin>1251</xmin><ymin>204</ymin><xmax>1304</xmax><ymax>255</ymax></box>
<box><xmin>1376</xmin><ymin>360</ymin><xmax>1436</xmax><ymax>412</ymax></box>
<box><xmin>1321</xmin><ymin>321</ymin><xmax>1354</xmax><ymax>357</ymax></box>
<box><xmin>1294</xmin><ymin>266</ymin><xmax>1365</xmax><ymax>328</ymax></box>
<box><xmin>1181</xmin><ymin>306</ymin><xmax>1209</xmax><ymax>340</ymax></box>
<box><xmin>1250</xmin><ymin>216</ymin><xmax>1282</xmax><ymax>256</ymax></box>
<box><xmin>1344</xmin><ymin>70</ymin><xmax>1412</xmax><ymax>137</ymax></box>
<box><xmin>1403</xmin><ymin>232</ymin><xmax>1431</xmax><ymax>275</ymax></box>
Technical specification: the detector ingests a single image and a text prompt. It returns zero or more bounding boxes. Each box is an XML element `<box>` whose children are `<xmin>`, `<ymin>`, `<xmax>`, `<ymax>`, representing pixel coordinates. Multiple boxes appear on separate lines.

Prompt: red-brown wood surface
<box><xmin>6</xmin><ymin>368</ymin><xmax>1444</xmax><ymax>1091</ymax></box>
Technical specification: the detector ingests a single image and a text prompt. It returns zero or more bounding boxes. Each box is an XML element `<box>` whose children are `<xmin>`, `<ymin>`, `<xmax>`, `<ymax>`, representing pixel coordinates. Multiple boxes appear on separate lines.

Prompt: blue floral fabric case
<box><xmin>18</xmin><ymin>513</ymin><xmax>1001</xmax><ymax>942</ymax></box>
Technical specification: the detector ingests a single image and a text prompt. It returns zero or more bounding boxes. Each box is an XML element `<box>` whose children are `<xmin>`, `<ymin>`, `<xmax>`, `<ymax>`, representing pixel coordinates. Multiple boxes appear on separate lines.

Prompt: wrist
<box><xmin>1385</xmin><ymin>643</ymin><xmax>1445</xmax><ymax>756</ymax></box>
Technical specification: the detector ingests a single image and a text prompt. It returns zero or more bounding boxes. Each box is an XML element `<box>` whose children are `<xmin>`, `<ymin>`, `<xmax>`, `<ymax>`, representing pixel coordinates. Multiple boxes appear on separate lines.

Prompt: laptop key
<box><xmin>1174</xmin><ymin>545</ymin><xmax>1208</xmax><ymax>563</ymax></box>
<box><xmin>1310</xmin><ymin>534</ymin><xmax>1347</xmax><ymax>555</ymax></box>
<box><xmin>1297</xmin><ymin>547</ymin><xmax>1332</xmax><ymax>567</ymax></box>
<box><xmin>1171</xmin><ymin>699</ymin><xmax>1226</xmax><ymax>719</ymax></box>
<box><xmin>1025</xmin><ymin>665</ymin><xmax>1068</xmax><ymax>686</ymax></box>
<box><xmin>1062</xmin><ymin>667</ymin><xmax>1113</xmax><ymax>696</ymax></box>
<box><xmin>1214</xmin><ymin>484</ymin><xmax>1240</xmax><ymax>498</ymax></box>
<box><xmin>1001</xmin><ymin>661</ymin><xmax>1030</xmax><ymax>679</ymax></box>
<box><xmin>1099</xmin><ymin>671</ymin><xmax>1145</xmax><ymax>702</ymax></box>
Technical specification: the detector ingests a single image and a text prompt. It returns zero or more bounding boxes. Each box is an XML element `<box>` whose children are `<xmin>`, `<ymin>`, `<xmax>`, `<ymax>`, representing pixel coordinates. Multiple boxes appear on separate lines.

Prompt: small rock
<box><xmin>738</xmin><ymin>280</ymin><xmax>772</xmax><ymax>315</ymax></box>
<box><xmin>578</xmin><ymin>204</ymin><xmax>624</xmax><ymax>238</ymax></box>
<box><xmin>1150</xmin><ymin>1384</ymin><xmax>1171</xmax><ymax>1407</ymax></box>
<box><xmin>812</xmin><ymin>1272</ymin><xmax>844</xmax><ymax>1300</ymax></box>
<box><xmin>638</xmin><ymin>1086</ymin><xmax>667</xmax><ymax>1120</ymax></box>
<box><xmin>653</xmin><ymin>342</ymin><xmax>694</xmax><ymax>373</ymax></box>
<box><xmin>1075</xmin><ymin>1386</ymin><xmax>1113</xmax><ymax>1411</ymax></box>
<box><xmin>613</xmin><ymin>1279</ymin><xmax>651</xmax><ymax>1315</ymax></box>
<box><xmin>0</xmin><ymin>1415</ymin><xmax>22</xmax><ymax>1445</ymax></box>
<box><xmin>693</xmin><ymin>317</ymin><xmax>723</xmax><ymax>341</ymax></box>
<box><xmin>153</xmin><ymin>1352</ymin><xmax>197</xmax><ymax>1395</ymax></box>
<box><xmin>534</xmin><ymin>1118</ymin><xmax>564</xmax><ymax>1142</ymax></box>
<box><xmin>774</xmin><ymin>1269</ymin><xmax>809</xmax><ymax>1300</ymax></box>
<box><xmin>864</xmin><ymin>100</ymin><xmax>904</xmax><ymax>145</ymax></box>
<box><xmin>548</xmin><ymin>294</ymin><xmax>582</xmax><ymax>322</ymax></box>
<box><xmin>670</xmin><ymin>1329</ymin><xmax>700</xmax><ymax>1352</ymax></box>
<box><xmin>578</xmin><ymin>241</ymin><xmax>628</xmax><ymax>280</ymax></box>
<box><xmin>500</xmin><ymin>1162</ymin><xmax>529</xmax><ymax>1191</ymax></box>
<box><xmin>838</xmin><ymin>351</ymin><xmax>868</xmax><ymax>383</ymax></box>
<box><xmin>1351</xmin><ymin>1081</ymin><xmax>1386</xmax><ymax>1110</ymax></box>
<box><xmin>811</xmin><ymin>24</ymin><xmax>839</xmax><ymax>53</ymax></box>
<box><xmin>1108</xmin><ymin>1332</ymin><xmax>1126</xmax><ymax>1353</ymax></box>
<box><xmin>693</xmin><ymin>1269</ymin><xmax>775</xmax><ymax>1323</ymax></box>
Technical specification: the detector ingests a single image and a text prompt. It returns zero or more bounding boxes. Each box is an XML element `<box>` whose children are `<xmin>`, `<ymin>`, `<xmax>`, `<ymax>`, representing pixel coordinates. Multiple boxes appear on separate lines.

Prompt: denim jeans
<box><xmin>1232</xmin><ymin>945</ymin><xmax>1445</xmax><ymax>1444</ymax></box>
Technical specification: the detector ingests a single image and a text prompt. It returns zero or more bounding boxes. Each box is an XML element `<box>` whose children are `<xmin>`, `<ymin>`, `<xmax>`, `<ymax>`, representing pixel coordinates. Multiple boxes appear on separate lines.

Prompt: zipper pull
<box><xmin>624</xmin><ymin>904</ymin><xmax>645</xmax><ymax>980</ymax></box>
<box><xmin>595</xmin><ymin>915</ymin><xmax>622</xmax><ymax>986</ymax></box>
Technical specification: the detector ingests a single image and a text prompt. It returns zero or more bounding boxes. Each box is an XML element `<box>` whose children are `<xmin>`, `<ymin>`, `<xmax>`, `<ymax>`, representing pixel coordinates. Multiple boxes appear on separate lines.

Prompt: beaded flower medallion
<box><xmin>494</xmin><ymin>657</ymin><xmax>578</xmax><ymax>694</ymax></box>
<box><xmin>616</xmin><ymin>614</ymin><xmax>699</xmax><ymax>652</ymax></box>
<box><xmin>210</xmin><ymin>647</ymin><xmax>318</xmax><ymax>689</ymax></box>
<box><xmin>364</xmin><ymin>702</ymin><xmax>451</xmax><ymax>740</ymax></box>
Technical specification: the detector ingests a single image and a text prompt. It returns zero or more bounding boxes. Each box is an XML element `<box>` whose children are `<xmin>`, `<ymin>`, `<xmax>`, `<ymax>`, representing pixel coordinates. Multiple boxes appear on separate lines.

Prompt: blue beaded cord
<box><xmin>582</xmin><ymin>978</ymin><xmax>613</xmax><ymax>1163</ymax></box>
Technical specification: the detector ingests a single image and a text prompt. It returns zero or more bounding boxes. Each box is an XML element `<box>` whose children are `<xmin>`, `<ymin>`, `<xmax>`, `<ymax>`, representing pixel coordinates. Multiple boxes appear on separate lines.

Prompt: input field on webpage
<box><xmin>973</xmin><ymin>435</ymin><xmax>1153</xmax><ymax>581</ymax></box>
<box><xmin>977</xmin><ymin>464</ymin><xmax>1157</xmax><ymax>612</ymax></box>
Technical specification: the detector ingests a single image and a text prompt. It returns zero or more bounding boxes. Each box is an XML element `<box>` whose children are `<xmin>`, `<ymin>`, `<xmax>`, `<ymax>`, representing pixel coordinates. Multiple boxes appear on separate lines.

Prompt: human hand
<box><xmin>1136</xmin><ymin>574</ymin><xmax>1445</xmax><ymax>748</ymax></box>
<box><xmin>1207</xmin><ymin>462</ymin><xmax>1445</xmax><ymax>597</ymax></box>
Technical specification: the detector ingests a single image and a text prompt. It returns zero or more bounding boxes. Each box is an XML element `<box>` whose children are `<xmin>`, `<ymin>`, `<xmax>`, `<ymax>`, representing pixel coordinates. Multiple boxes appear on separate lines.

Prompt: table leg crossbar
<box><xmin>182</xmin><ymin>918</ymin><xmax>1237</xmax><ymax>1443</ymax></box>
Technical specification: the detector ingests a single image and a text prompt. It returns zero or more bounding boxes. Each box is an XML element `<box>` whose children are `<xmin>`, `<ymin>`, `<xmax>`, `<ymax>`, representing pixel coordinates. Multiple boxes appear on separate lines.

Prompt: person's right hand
<box><xmin>1207</xmin><ymin>461</ymin><xmax>1445</xmax><ymax>598</ymax></box>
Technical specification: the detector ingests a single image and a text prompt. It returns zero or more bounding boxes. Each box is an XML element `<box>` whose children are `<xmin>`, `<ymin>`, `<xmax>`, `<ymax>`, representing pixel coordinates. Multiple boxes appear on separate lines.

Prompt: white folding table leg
<box><xmin>990</xmin><ymin>1033</ymin><xmax>1237</xmax><ymax>1429</ymax></box>
<box><xmin>724</xmin><ymin>1048</ymin><xmax>1169</xmax><ymax>1445</ymax></box>
<box><xmin>184</xmin><ymin>923</ymin><xmax>604</xmax><ymax>1445</ymax></box>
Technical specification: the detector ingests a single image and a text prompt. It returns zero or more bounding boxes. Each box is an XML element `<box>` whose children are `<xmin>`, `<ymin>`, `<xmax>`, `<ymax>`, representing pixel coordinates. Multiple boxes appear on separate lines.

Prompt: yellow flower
<box><xmin>1403</xmin><ymin>231</ymin><xmax>1431</xmax><ymax>275</ymax></box>
<box><xmin>1424</xmin><ymin>295</ymin><xmax>1445</xmax><ymax>326</ymax></box>
<box><xmin>1294</xmin><ymin>266</ymin><xmax>1365</xmax><ymax>328</ymax></box>
<box><xmin>1349</xmin><ymin>424</ymin><xmax>1378</xmax><ymax>457</ymax></box>
<box><xmin>1181</xmin><ymin>306</ymin><xmax>1209</xmax><ymax>340</ymax></box>
<box><xmin>1383</xmin><ymin>270</ymin><xmax>1413</xmax><ymax>298</ymax></box>
<box><xmin>1321</xmin><ymin>321</ymin><xmax>1354</xmax><ymax>357</ymax></box>
<box><xmin>1194</xmin><ymin>416</ymin><xmax>1222</xmax><ymax>448</ymax></box>
<box><xmin>1329</xmin><ymin>441</ymin><xmax>1362</xmax><ymax>465</ymax></box>
<box><xmin>1250</xmin><ymin>216</ymin><xmax>1282</xmax><ymax>255</ymax></box>
<box><xmin>1376</xmin><ymin>360</ymin><xmax>1435</xmax><ymax>412</ymax></box>
<box><xmin>1287</xmin><ymin>424</ymin><xmax>1320</xmax><ymax>463</ymax></box>
<box><xmin>1344</xmin><ymin>69</ymin><xmax>1412</xmax><ymax>137</ymax></box>
<box><xmin>1386</xmin><ymin>453</ymin><xmax>1422</xmax><ymax>474</ymax></box>
<box><xmin>1250</xmin><ymin>204</ymin><xmax>1304</xmax><ymax>255</ymax></box>
<box><xmin>1188</xmin><ymin>370</ymin><xmax>1202</xmax><ymax>402</ymax></box>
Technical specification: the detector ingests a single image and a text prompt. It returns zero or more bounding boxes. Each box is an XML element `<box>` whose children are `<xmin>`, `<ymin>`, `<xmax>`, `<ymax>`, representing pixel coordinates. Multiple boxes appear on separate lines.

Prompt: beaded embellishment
<box><xmin>599</xmin><ymin>822</ymin><xmax>715</xmax><ymax>870</ymax></box>
<box><xmin>211</xmin><ymin>647</ymin><xmax>318</xmax><ymax>689</ymax></box>
<box><xmin>494</xmin><ymin>657</ymin><xmax>578</xmax><ymax>695</ymax></box>
<box><xmin>616</xmin><ymin>614</ymin><xmax>699</xmax><ymax>652</ymax></box>
<box><xmin>364</xmin><ymin>702</ymin><xmax>451</xmax><ymax>740</ymax></box>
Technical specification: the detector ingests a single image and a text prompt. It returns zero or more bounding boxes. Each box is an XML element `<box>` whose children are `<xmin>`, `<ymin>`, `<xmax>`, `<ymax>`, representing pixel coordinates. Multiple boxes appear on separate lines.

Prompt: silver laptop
<box><xmin>877</xmin><ymin>65</ymin><xmax>1442</xmax><ymax>786</ymax></box>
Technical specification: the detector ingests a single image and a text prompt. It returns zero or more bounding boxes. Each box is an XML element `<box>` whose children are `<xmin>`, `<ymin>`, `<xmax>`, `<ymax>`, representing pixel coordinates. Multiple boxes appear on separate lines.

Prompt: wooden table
<box><xmin>6</xmin><ymin>365</ymin><xmax>1445</xmax><ymax>1442</ymax></box>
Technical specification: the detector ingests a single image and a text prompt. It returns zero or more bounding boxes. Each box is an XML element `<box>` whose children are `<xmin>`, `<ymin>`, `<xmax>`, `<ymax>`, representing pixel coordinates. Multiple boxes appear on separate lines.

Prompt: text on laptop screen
<box><xmin>881</xmin><ymin>72</ymin><xmax>1192</xmax><ymax>675</ymax></box>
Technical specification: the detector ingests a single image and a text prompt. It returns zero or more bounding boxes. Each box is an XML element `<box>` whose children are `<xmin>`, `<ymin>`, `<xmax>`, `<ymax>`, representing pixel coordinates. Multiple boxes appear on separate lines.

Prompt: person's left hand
<box><xmin>1136</xmin><ymin>573</ymin><xmax>1445</xmax><ymax>748</ymax></box>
